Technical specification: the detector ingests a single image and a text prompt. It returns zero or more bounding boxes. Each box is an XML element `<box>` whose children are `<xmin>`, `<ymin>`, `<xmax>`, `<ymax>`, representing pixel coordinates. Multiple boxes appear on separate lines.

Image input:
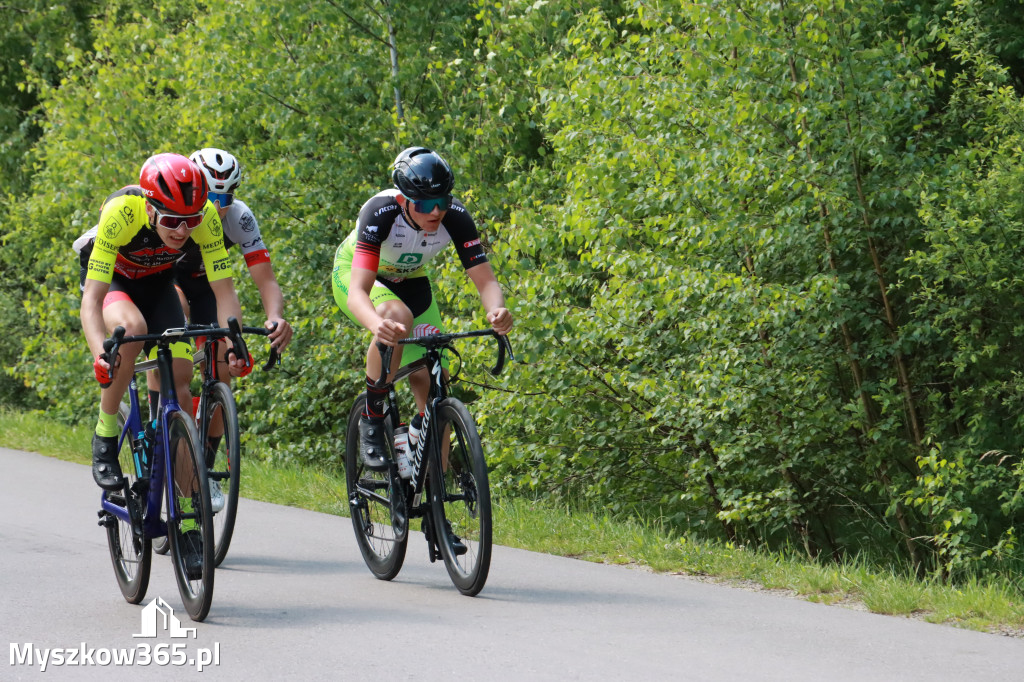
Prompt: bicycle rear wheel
<box><xmin>107</xmin><ymin>406</ymin><xmax>152</xmax><ymax>603</ymax></box>
<box><xmin>344</xmin><ymin>394</ymin><xmax>407</xmax><ymax>580</ymax></box>
<box><xmin>165</xmin><ymin>409</ymin><xmax>215</xmax><ymax>621</ymax></box>
<box><xmin>201</xmin><ymin>382</ymin><xmax>240</xmax><ymax>567</ymax></box>
<box><xmin>430</xmin><ymin>398</ymin><xmax>492</xmax><ymax>596</ymax></box>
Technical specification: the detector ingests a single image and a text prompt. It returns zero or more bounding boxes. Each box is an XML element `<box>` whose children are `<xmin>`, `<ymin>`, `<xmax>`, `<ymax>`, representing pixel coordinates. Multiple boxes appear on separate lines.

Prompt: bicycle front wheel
<box><xmin>430</xmin><ymin>398</ymin><xmax>492</xmax><ymax>596</ymax></box>
<box><xmin>165</xmin><ymin>410</ymin><xmax>215</xmax><ymax>621</ymax></box>
<box><xmin>201</xmin><ymin>382</ymin><xmax>240</xmax><ymax>567</ymax></box>
<box><xmin>344</xmin><ymin>394</ymin><xmax>407</xmax><ymax>580</ymax></box>
<box><xmin>107</xmin><ymin>404</ymin><xmax>152</xmax><ymax>603</ymax></box>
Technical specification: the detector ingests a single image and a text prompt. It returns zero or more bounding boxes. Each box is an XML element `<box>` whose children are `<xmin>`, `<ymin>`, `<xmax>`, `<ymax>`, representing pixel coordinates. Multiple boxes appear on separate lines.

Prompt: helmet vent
<box><xmin>178</xmin><ymin>180</ymin><xmax>195</xmax><ymax>209</ymax></box>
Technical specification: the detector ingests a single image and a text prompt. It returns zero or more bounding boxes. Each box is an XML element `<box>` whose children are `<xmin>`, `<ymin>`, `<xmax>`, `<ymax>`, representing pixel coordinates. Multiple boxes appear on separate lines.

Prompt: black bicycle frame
<box><xmin>374</xmin><ymin>330</ymin><xmax>512</xmax><ymax>509</ymax></box>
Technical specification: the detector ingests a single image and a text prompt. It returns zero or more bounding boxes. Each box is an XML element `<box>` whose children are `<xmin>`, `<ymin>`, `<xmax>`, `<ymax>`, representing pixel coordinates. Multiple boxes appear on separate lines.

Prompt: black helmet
<box><xmin>392</xmin><ymin>147</ymin><xmax>454</xmax><ymax>199</ymax></box>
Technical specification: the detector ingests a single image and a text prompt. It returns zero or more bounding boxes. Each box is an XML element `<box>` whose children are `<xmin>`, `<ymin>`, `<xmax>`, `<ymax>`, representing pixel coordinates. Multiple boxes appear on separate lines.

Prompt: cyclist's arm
<box><xmin>81</xmin><ymin>278</ymin><xmax>112</xmax><ymax>364</ymax></box>
<box><xmin>80</xmin><ymin>197</ymin><xmax>129</xmax><ymax>364</ymax></box>
<box><xmin>466</xmin><ymin>262</ymin><xmax>513</xmax><ymax>335</ymax></box>
<box><xmin>209</xmin><ymin>277</ymin><xmax>248</xmax><ymax>376</ymax></box>
<box><xmin>348</xmin><ymin>266</ymin><xmax>407</xmax><ymax>345</ymax></box>
<box><xmin>248</xmin><ymin>261</ymin><xmax>292</xmax><ymax>351</ymax></box>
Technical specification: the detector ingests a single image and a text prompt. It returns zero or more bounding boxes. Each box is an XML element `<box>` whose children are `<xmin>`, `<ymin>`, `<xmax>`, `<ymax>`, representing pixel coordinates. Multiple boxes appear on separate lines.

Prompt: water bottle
<box><xmin>408</xmin><ymin>412</ymin><xmax>424</xmax><ymax>453</ymax></box>
<box><xmin>394</xmin><ymin>425</ymin><xmax>413</xmax><ymax>479</ymax></box>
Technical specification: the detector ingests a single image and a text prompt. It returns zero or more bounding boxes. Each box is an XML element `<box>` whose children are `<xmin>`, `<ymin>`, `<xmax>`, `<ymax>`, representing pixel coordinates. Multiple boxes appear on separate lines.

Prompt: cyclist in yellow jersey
<box><xmin>77</xmin><ymin>153</ymin><xmax>247</xmax><ymax>492</ymax></box>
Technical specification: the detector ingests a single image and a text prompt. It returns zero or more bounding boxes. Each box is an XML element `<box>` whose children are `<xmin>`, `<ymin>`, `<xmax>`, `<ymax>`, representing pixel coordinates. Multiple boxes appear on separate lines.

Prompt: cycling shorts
<box><xmin>175</xmin><ymin>273</ymin><xmax>218</xmax><ymax>326</ymax></box>
<box><xmin>332</xmin><ymin>243</ymin><xmax>444</xmax><ymax>368</ymax></box>
<box><xmin>101</xmin><ymin>271</ymin><xmax>192</xmax><ymax>361</ymax></box>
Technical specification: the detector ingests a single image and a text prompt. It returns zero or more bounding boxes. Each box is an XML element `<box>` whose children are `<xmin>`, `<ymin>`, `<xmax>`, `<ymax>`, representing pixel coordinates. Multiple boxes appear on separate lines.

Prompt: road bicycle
<box><xmin>146</xmin><ymin>323</ymin><xmax>279</xmax><ymax>566</ymax></box>
<box><xmin>97</xmin><ymin>319</ymin><xmax>253</xmax><ymax>621</ymax></box>
<box><xmin>345</xmin><ymin>328</ymin><xmax>513</xmax><ymax>596</ymax></box>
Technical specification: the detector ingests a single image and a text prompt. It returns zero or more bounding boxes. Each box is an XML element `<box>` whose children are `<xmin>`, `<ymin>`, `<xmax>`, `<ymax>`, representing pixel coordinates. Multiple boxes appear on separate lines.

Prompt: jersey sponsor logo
<box><xmin>96</xmin><ymin>237</ymin><xmax>119</xmax><ymax>253</ymax></box>
<box><xmin>363</xmin><ymin>225</ymin><xmax>383</xmax><ymax>245</ymax></box>
<box><xmin>119</xmin><ymin>205</ymin><xmax>135</xmax><ymax>224</ymax></box>
<box><xmin>201</xmin><ymin>241</ymin><xmax>222</xmax><ymax>252</ymax></box>
<box><xmin>471</xmin><ymin>253</ymin><xmax>487</xmax><ymax>262</ymax></box>
<box><xmin>102</xmin><ymin>216</ymin><xmax>122</xmax><ymax>240</ymax></box>
<box><xmin>464</xmin><ymin>238</ymin><xmax>481</xmax><ymax>248</ymax></box>
<box><xmin>373</xmin><ymin>205</ymin><xmax>398</xmax><ymax>217</ymax></box>
<box><xmin>129</xmin><ymin>245</ymin><xmax>179</xmax><ymax>258</ymax></box>
<box><xmin>212</xmin><ymin>260</ymin><xmax>230</xmax><ymax>272</ymax></box>
<box><xmin>396</xmin><ymin>253</ymin><xmax>423</xmax><ymax>266</ymax></box>
<box><xmin>239</xmin><ymin>212</ymin><xmax>256</xmax><ymax>233</ymax></box>
<box><xmin>243</xmin><ymin>249</ymin><xmax>271</xmax><ymax>267</ymax></box>
<box><xmin>241</xmin><ymin>237</ymin><xmax>264</xmax><ymax>249</ymax></box>
<box><xmin>208</xmin><ymin>218</ymin><xmax>223</xmax><ymax>238</ymax></box>
<box><xmin>88</xmin><ymin>260</ymin><xmax>111</xmax><ymax>275</ymax></box>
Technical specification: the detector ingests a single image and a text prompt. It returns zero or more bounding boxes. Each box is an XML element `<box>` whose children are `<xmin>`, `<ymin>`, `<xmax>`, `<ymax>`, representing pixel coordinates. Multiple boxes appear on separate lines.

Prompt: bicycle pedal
<box><xmin>96</xmin><ymin>511</ymin><xmax>116</xmax><ymax>528</ymax></box>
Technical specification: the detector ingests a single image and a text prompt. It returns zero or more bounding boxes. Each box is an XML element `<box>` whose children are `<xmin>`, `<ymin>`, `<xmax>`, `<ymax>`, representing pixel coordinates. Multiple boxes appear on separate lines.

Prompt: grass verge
<box><xmin>3</xmin><ymin>407</ymin><xmax>1022</xmax><ymax>636</ymax></box>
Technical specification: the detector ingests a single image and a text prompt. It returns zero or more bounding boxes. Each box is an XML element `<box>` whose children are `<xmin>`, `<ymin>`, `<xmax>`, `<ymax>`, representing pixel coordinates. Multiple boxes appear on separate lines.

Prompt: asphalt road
<box><xmin>1</xmin><ymin>447</ymin><xmax>1021</xmax><ymax>680</ymax></box>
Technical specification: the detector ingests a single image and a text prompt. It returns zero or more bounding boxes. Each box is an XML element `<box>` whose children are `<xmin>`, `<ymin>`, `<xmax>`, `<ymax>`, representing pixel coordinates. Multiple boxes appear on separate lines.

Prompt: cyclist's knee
<box><xmin>376</xmin><ymin>300</ymin><xmax>414</xmax><ymax>330</ymax></box>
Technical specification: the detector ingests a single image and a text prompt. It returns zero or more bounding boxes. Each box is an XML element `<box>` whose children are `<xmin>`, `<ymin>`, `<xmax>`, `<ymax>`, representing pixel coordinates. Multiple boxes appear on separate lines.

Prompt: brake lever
<box><xmin>224</xmin><ymin>317</ymin><xmax>251</xmax><ymax>371</ymax></box>
<box><xmin>375</xmin><ymin>341</ymin><xmax>393</xmax><ymax>388</ymax></box>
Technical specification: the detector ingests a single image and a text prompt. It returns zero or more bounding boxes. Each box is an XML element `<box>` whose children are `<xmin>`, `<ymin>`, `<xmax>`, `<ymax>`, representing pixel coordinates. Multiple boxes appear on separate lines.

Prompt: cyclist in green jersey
<box><xmin>332</xmin><ymin>147</ymin><xmax>513</xmax><ymax>470</ymax></box>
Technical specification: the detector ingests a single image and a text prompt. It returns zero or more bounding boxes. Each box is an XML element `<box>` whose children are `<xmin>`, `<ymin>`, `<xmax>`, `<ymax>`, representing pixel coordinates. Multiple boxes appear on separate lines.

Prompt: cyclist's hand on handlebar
<box><xmin>93</xmin><ymin>354</ymin><xmax>113</xmax><ymax>388</ymax></box>
<box><xmin>224</xmin><ymin>346</ymin><xmax>253</xmax><ymax>378</ymax></box>
<box><xmin>266</xmin><ymin>317</ymin><xmax>292</xmax><ymax>352</ymax></box>
<box><xmin>487</xmin><ymin>307</ymin><xmax>513</xmax><ymax>336</ymax></box>
<box><xmin>372</xmin><ymin>318</ymin><xmax>406</xmax><ymax>346</ymax></box>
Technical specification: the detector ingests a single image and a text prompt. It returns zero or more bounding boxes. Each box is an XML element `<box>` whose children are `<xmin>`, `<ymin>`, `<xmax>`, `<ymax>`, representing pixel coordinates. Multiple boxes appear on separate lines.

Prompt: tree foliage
<box><xmin>4</xmin><ymin>0</ymin><xmax>1024</xmax><ymax>579</ymax></box>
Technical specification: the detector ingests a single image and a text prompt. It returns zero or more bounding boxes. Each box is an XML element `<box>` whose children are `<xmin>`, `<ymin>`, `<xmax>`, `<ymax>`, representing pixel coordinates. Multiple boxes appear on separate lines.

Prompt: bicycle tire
<box><xmin>107</xmin><ymin>405</ymin><xmax>152</xmax><ymax>603</ymax></box>
<box><xmin>430</xmin><ymin>398</ymin><xmax>492</xmax><ymax>596</ymax></box>
<box><xmin>118</xmin><ymin>403</ymin><xmax>170</xmax><ymax>556</ymax></box>
<box><xmin>201</xmin><ymin>382</ymin><xmax>240</xmax><ymax>567</ymax></box>
<box><xmin>344</xmin><ymin>393</ymin><xmax>407</xmax><ymax>580</ymax></box>
<box><xmin>165</xmin><ymin>409</ymin><xmax>215</xmax><ymax>621</ymax></box>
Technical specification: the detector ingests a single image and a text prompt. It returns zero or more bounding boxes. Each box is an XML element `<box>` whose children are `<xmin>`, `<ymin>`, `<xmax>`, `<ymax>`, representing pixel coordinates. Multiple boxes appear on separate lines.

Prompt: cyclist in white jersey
<box><xmin>175</xmin><ymin>148</ymin><xmax>293</xmax><ymax>360</ymax></box>
<box><xmin>173</xmin><ymin>149</ymin><xmax>293</xmax><ymax>511</ymax></box>
<box><xmin>332</xmin><ymin>147</ymin><xmax>513</xmax><ymax>471</ymax></box>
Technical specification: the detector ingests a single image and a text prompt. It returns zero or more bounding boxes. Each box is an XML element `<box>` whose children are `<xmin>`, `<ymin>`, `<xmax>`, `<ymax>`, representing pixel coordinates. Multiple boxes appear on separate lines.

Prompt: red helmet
<box><xmin>139</xmin><ymin>153</ymin><xmax>208</xmax><ymax>214</ymax></box>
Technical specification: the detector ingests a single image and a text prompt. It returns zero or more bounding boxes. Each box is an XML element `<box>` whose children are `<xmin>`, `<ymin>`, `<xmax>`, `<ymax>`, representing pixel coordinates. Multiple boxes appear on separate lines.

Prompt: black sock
<box><xmin>364</xmin><ymin>377</ymin><xmax>387</xmax><ymax>419</ymax></box>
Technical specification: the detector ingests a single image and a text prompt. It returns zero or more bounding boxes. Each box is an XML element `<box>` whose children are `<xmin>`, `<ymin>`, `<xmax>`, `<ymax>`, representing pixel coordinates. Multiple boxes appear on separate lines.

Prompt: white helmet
<box><xmin>189</xmin><ymin>148</ymin><xmax>241</xmax><ymax>193</ymax></box>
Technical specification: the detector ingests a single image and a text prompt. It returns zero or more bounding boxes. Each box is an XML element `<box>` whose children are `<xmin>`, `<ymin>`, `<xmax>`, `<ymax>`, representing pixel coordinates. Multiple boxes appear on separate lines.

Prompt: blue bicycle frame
<box><xmin>99</xmin><ymin>339</ymin><xmax>201</xmax><ymax>539</ymax></box>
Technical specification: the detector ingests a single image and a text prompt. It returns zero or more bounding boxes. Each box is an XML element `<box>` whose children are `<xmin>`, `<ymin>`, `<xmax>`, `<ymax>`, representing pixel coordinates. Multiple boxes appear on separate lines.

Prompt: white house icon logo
<box><xmin>133</xmin><ymin>597</ymin><xmax>197</xmax><ymax>639</ymax></box>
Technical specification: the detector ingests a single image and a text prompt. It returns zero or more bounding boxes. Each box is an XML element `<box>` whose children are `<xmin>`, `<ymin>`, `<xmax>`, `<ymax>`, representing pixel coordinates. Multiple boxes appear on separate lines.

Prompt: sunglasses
<box><xmin>408</xmin><ymin>195</ymin><xmax>451</xmax><ymax>213</ymax></box>
<box><xmin>153</xmin><ymin>208</ymin><xmax>203</xmax><ymax>231</ymax></box>
<box><xmin>208</xmin><ymin>191</ymin><xmax>234</xmax><ymax>207</ymax></box>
